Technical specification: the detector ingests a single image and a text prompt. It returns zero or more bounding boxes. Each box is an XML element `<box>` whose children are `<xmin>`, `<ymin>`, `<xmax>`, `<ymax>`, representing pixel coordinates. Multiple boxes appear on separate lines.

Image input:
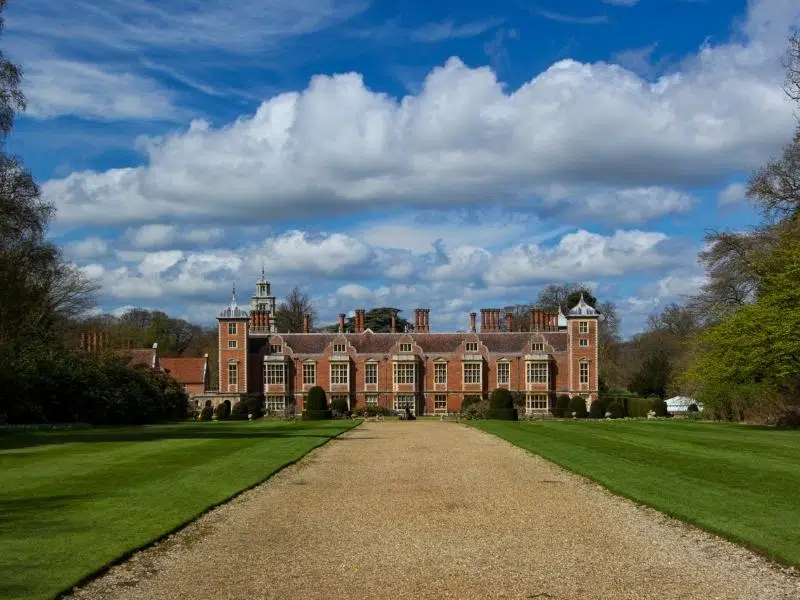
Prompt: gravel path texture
<box><xmin>66</xmin><ymin>421</ymin><xmax>799</xmax><ymax>600</ymax></box>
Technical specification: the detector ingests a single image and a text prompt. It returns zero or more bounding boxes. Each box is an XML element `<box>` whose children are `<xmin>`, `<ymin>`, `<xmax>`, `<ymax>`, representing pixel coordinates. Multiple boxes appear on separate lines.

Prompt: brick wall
<box><xmin>217</xmin><ymin>318</ymin><xmax>249</xmax><ymax>393</ymax></box>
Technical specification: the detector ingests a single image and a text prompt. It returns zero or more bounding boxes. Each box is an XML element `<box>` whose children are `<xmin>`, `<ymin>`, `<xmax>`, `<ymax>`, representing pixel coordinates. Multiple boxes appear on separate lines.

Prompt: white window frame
<box><xmin>579</xmin><ymin>321</ymin><xmax>589</xmax><ymax>334</ymax></box>
<box><xmin>331</xmin><ymin>394</ymin><xmax>349</xmax><ymax>408</ymax></box>
<box><xmin>579</xmin><ymin>338</ymin><xmax>589</xmax><ymax>347</ymax></box>
<box><xmin>228</xmin><ymin>322</ymin><xmax>237</xmax><ymax>335</ymax></box>
<box><xmin>393</xmin><ymin>362</ymin><xmax>415</xmax><ymax>385</ymax></box>
<box><xmin>434</xmin><ymin>394</ymin><xmax>447</xmax><ymax>412</ymax></box>
<box><xmin>434</xmin><ymin>362</ymin><xmax>447</xmax><ymax>385</ymax></box>
<box><xmin>394</xmin><ymin>394</ymin><xmax>415</xmax><ymax>412</ymax></box>
<box><xmin>265</xmin><ymin>395</ymin><xmax>285</xmax><ymax>412</ymax></box>
<box><xmin>463</xmin><ymin>362</ymin><xmax>481</xmax><ymax>385</ymax></box>
<box><xmin>333</xmin><ymin>343</ymin><xmax>347</xmax><ymax>353</ymax></box>
<box><xmin>270</xmin><ymin>343</ymin><xmax>282</xmax><ymax>354</ymax></box>
<box><xmin>526</xmin><ymin>361</ymin><xmax>548</xmax><ymax>384</ymax></box>
<box><xmin>302</xmin><ymin>363</ymin><xmax>316</xmax><ymax>385</ymax></box>
<box><xmin>580</xmin><ymin>361</ymin><xmax>590</xmax><ymax>385</ymax></box>
<box><xmin>227</xmin><ymin>339</ymin><xmax>237</xmax><ymax>348</ymax></box>
<box><xmin>465</xmin><ymin>342</ymin><xmax>478</xmax><ymax>352</ymax></box>
<box><xmin>497</xmin><ymin>361</ymin><xmax>510</xmax><ymax>386</ymax></box>
<box><xmin>365</xmin><ymin>362</ymin><xmax>378</xmax><ymax>385</ymax></box>
<box><xmin>531</xmin><ymin>342</ymin><xmax>544</xmax><ymax>352</ymax></box>
<box><xmin>264</xmin><ymin>363</ymin><xmax>285</xmax><ymax>385</ymax></box>
<box><xmin>330</xmin><ymin>362</ymin><xmax>349</xmax><ymax>385</ymax></box>
<box><xmin>526</xmin><ymin>393</ymin><xmax>549</xmax><ymax>413</ymax></box>
<box><xmin>365</xmin><ymin>394</ymin><xmax>379</xmax><ymax>406</ymax></box>
<box><xmin>227</xmin><ymin>362</ymin><xmax>237</xmax><ymax>386</ymax></box>
<box><xmin>399</xmin><ymin>342</ymin><xmax>412</xmax><ymax>353</ymax></box>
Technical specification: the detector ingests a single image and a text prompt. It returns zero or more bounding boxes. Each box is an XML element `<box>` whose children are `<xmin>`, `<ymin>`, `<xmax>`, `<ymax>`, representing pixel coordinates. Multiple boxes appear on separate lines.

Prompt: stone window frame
<box><xmin>465</xmin><ymin>341</ymin><xmax>478</xmax><ymax>353</ymax></box>
<box><xmin>497</xmin><ymin>361</ymin><xmax>511</xmax><ymax>386</ymax></box>
<box><xmin>302</xmin><ymin>362</ymin><xmax>316</xmax><ymax>385</ymax></box>
<box><xmin>264</xmin><ymin>363</ymin><xmax>285</xmax><ymax>385</ymax></box>
<box><xmin>579</xmin><ymin>321</ymin><xmax>589</xmax><ymax>334</ymax></box>
<box><xmin>393</xmin><ymin>362</ymin><xmax>415</xmax><ymax>385</ymax></box>
<box><xmin>227</xmin><ymin>339</ymin><xmax>237</xmax><ymax>348</ymax></box>
<box><xmin>526</xmin><ymin>361</ymin><xmax>548</xmax><ymax>384</ymax></box>
<box><xmin>365</xmin><ymin>362</ymin><xmax>378</xmax><ymax>385</ymax></box>
<box><xmin>330</xmin><ymin>362</ymin><xmax>349</xmax><ymax>385</ymax></box>
<box><xmin>434</xmin><ymin>362</ymin><xmax>447</xmax><ymax>385</ymax></box>
<box><xmin>526</xmin><ymin>393</ymin><xmax>548</xmax><ymax>413</ymax></box>
<box><xmin>579</xmin><ymin>361</ymin><xmax>590</xmax><ymax>385</ymax></box>
<box><xmin>463</xmin><ymin>362</ymin><xmax>481</xmax><ymax>385</ymax></box>
<box><xmin>228</xmin><ymin>322</ymin><xmax>237</xmax><ymax>335</ymax></box>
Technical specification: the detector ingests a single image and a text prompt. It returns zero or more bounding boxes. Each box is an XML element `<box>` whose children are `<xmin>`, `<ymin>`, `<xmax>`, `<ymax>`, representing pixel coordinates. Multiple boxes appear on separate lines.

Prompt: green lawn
<box><xmin>472</xmin><ymin>419</ymin><xmax>800</xmax><ymax>566</ymax></box>
<box><xmin>0</xmin><ymin>419</ymin><xmax>359</xmax><ymax>600</ymax></box>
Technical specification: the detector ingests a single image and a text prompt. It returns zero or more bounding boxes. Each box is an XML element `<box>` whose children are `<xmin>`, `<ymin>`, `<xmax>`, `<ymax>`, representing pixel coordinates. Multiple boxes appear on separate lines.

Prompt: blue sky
<box><xmin>5</xmin><ymin>0</ymin><xmax>799</xmax><ymax>336</ymax></box>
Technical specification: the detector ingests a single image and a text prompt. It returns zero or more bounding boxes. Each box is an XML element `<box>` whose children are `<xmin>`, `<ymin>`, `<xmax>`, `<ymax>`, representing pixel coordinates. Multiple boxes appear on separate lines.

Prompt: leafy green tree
<box><xmin>629</xmin><ymin>350</ymin><xmax>672</xmax><ymax>399</ymax></box>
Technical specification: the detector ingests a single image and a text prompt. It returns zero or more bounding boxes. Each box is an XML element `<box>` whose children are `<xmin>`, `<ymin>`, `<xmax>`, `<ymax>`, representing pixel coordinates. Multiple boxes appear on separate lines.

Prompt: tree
<box><xmin>274</xmin><ymin>286</ymin><xmax>315</xmax><ymax>333</ymax></box>
<box><xmin>629</xmin><ymin>350</ymin><xmax>672</xmax><ymax>399</ymax></box>
<box><xmin>0</xmin><ymin>0</ymin><xmax>24</xmax><ymax>138</ymax></box>
<box><xmin>536</xmin><ymin>283</ymin><xmax>596</xmax><ymax>313</ymax></box>
<box><xmin>325</xmin><ymin>307</ymin><xmax>411</xmax><ymax>333</ymax></box>
<box><xmin>783</xmin><ymin>31</ymin><xmax>799</xmax><ymax>104</ymax></box>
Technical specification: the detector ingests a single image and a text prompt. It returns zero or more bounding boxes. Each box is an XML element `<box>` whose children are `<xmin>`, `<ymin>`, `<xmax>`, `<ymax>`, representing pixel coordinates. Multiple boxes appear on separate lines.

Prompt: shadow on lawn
<box><xmin>0</xmin><ymin>422</ymin><xmax>358</xmax><ymax>451</ymax></box>
<box><xmin>0</xmin><ymin>494</ymin><xmax>93</xmax><ymax>536</ymax></box>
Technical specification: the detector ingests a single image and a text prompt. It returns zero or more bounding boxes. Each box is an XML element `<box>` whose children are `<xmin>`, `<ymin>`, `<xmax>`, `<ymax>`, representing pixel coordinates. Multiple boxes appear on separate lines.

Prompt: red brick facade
<box><xmin>217</xmin><ymin>293</ymin><xmax>600</xmax><ymax>415</ymax></box>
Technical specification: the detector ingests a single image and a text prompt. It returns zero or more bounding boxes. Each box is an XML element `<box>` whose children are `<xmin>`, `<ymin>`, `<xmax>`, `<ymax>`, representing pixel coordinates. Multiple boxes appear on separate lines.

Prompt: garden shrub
<box><xmin>306</xmin><ymin>386</ymin><xmax>328</xmax><ymax>410</ymax></box>
<box><xmin>246</xmin><ymin>396</ymin><xmax>264</xmax><ymax>419</ymax></box>
<box><xmin>687</xmin><ymin>403</ymin><xmax>699</xmax><ymax>413</ymax></box>
<box><xmin>489</xmin><ymin>388</ymin><xmax>514</xmax><ymax>409</ymax></box>
<box><xmin>568</xmin><ymin>396</ymin><xmax>588</xmax><ymax>418</ymax></box>
<box><xmin>302</xmin><ymin>410</ymin><xmax>333</xmax><ymax>421</ymax></box>
<box><xmin>461</xmin><ymin>395</ymin><xmax>482</xmax><ymax>410</ymax></box>
<box><xmin>606</xmin><ymin>400</ymin><xmax>624</xmax><ymax>419</ymax></box>
<box><xmin>352</xmin><ymin>405</ymin><xmax>394</xmax><ymax>417</ymax></box>
<box><xmin>626</xmin><ymin>396</ymin><xmax>652</xmax><ymax>418</ymax></box>
<box><xmin>199</xmin><ymin>405</ymin><xmax>214</xmax><ymax>421</ymax></box>
<box><xmin>589</xmin><ymin>400</ymin><xmax>605</xmax><ymax>419</ymax></box>
<box><xmin>215</xmin><ymin>400</ymin><xmax>231</xmax><ymax>420</ymax></box>
<box><xmin>554</xmin><ymin>394</ymin><xmax>571</xmax><ymax>418</ymax></box>
<box><xmin>775</xmin><ymin>405</ymin><xmax>800</xmax><ymax>429</ymax></box>
<box><xmin>330</xmin><ymin>397</ymin><xmax>350</xmax><ymax>419</ymax></box>
<box><xmin>230</xmin><ymin>401</ymin><xmax>249</xmax><ymax>420</ymax></box>
<box><xmin>649</xmin><ymin>396</ymin><xmax>668</xmax><ymax>417</ymax></box>
<box><xmin>461</xmin><ymin>400</ymin><xmax>490</xmax><ymax>420</ymax></box>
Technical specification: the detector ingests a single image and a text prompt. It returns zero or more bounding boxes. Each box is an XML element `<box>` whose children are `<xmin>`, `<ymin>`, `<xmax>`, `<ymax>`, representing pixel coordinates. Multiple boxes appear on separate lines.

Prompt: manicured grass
<box><xmin>0</xmin><ymin>419</ymin><xmax>359</xmax><ymax>600</ymax></box>
<box><xmin>472</xmin><ymin>419</ymin><xmax>800</xmax><ymax>566</ymax></box>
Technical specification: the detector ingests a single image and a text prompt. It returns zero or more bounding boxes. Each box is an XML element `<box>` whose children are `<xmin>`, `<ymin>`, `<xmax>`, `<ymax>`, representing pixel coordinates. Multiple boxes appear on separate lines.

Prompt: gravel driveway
<box><xmin>66</xmin><ymin>421</ymin><xmax>799</xmax><ymax>600</ymax></box>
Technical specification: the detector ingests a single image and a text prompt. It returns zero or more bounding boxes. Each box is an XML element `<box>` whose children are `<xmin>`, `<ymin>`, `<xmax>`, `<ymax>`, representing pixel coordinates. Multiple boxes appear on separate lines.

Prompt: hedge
<box><xmin>489</xmin><ymin>388</ymin><xmax>514</xmax><ymax>409</ymax></box>
<box><xmin>487</xmin><ymin>407</ymin><xmax>518</xmax><ymax>421</ymax></box>
<box><xmin>302</xmin><ymin>409</ymin><xmax>333</xmax><ymax>421</ymax></box>
<box><xmin>554</xmin><ymin>394</ymin><xmax>571</xmax><ymax>417</ymax></box>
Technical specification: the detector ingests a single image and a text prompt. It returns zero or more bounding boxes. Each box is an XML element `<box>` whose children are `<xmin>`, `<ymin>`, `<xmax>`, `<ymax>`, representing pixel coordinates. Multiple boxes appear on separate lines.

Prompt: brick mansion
<box><xmin>215</xmin><ymin>273</ymin><xmax>599</xmax><ymax>416</ymax></box>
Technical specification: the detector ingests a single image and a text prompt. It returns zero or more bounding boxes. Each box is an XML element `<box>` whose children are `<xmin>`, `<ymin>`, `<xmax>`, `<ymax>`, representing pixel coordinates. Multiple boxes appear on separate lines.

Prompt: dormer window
<box><xmin>333</xmin><ymin>343</ymin><xmax>346</xmax><ymax>353</ymax></box>
<box><xmin>270</xmin><ymin>344</ymin><xmax>282</xmax><ymax>354</ymax></box>
<box><xmin>531</xmin><ymin>342</ymin><xmax>544</xmax><ymax>352</ymax></box>
<box><xmin>465</xmin><ymin>342</ymin><xmax>478</xmax><ymax>352</ymax></box>
<box><xmin>400</xmin><ymin>343</ymin><xmax>412</xmax><ymax>352</ymax></box>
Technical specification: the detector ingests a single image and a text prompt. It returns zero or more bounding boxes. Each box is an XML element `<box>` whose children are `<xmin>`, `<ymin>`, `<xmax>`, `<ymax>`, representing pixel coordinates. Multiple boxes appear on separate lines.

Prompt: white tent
<box><xmin>666</xmin><ymin>396</ymin><xmax>702</xmax><ymax>413</ymax></box>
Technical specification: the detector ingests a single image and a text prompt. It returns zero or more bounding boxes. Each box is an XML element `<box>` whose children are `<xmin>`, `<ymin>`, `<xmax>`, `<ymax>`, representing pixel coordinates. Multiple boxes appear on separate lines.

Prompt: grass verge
<box><xmin>471</xmin><ymin>419</ymin><xmax>800</xmax><ymax>566</ymax></box>
<box><xmin>0</xmin><ymin>419</ymin><xmax>359</xmax><ymax>600</ymax></box>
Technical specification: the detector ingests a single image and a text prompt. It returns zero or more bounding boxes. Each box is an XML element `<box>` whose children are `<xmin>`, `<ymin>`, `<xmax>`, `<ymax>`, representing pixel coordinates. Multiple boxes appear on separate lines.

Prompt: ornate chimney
<box><xmin>469</xmin><ymin>312</ymin><xmax>477</xmax><ymax>333</ymax></box>
<box><xmin>505</xmin><ymin>312</ymin><xmax>513</xmax><ymax>332</ymax></box>
<box><xmin>303</xmin><ymin>313</ymin><xmax>311</xmax><ymax>333</ymax></box>
<box><xmin>391</xmin><ymin>310</ymin><xmax>397</xmax><ymax>334</ymax></box>
<box><xmin>355</xmin><ymin>309</ymin><xmax>365</xmax><ymax>333</ymax></box>
<box><xmin>338</xmin><ymin>313</ymin><xmax>346</xmax><ymax>333</ymax></box>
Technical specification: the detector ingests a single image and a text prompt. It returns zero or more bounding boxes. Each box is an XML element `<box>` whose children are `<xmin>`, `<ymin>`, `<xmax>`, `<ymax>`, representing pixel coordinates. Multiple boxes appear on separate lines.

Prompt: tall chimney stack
<box><xmin>391</xmin><ymin>310</ymin><xmax>397</xmax><ymax>334</ymax></box>
<box><xmin>469</xmin><ymin>312</ymin><xmax>477</xmax><ymax>332</ymax></box>
<box><xmin>338</xmin><ymin>313</ymin><xmax>346</xmax><ymax>333</ymax></box>
<box><xmin>505</xmin><ymin>312</ymin><xmax>513</xmax><ymax>332</ymax></box>
<box><xmin>303</xmin><ymin>313</ymin><xmax>310</xmax><ymax>333</ymax></box>
<box><xmin>424</xmin><ymin>308</ymin><xmax>430</xmax><ymax>333</ymax></box>
<box><xmin>480</xmin><ymin>309</ymin><xmax>487</xmax><ymax>332</ymax></box>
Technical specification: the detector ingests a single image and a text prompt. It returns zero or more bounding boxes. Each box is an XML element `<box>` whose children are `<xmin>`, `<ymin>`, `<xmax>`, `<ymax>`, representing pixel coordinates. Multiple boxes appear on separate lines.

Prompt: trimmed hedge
<box><xmin>607</xmin><ymin>400</ymin><xmax>624</xmax><ymax>419</ymax></box>
<box><xmin>489</xmin><ymin>388</ymin><xmax>514</xmax><ymax>409</ymax></box>
<box><xmin>215</xmin><ymin>400</ymin><xmax>231</xmax><ymax>420</ymax></box>
<box><xmin>626</xmin><ymin>396</ymin><xmax>651</xmax><ymax>418</ymax></box>
<box><xmin>306</xmin><ymin>386</ymin><xmax>328</xmax><ymax>411</ymax></box>
<box><xmin>589</xmin><ymin>400</ymin><xmax>605</xmax><ymax>419</ymax></box>
<box><xmin>488</xmin><ymin>407</ymin><xmax>519</xmax><ymax>420</ymax></box>
<box><xmin>462</xmin><ymin>395</ymin><xmax>483</xmax><ymax>410</ymax></box>
<box><xmin>199</xmin><ymin>406</ymin><xmax>213</xmax><ymax>421</ymax></box>
<box><xmin>650</xmin><ymin>396</ymin><xmax>668</xmax><ymax>417</ymax></box>
<box><xmin>553</xmin><ymin>394</ymin><xmax>571</xmax><ymax>417</ymax></box>
<box><xmin>568</xmin><ymin>396</ymin><xmax>588</xmax><ymax>419</ymax></box>
<box><xmin>302</xmin><ymin>409</ymin><xmax>333</xmax><ymax>421</ymax></box>
<box><xmin>231</xmin><ymin>401</ymin><xmax>249</xmax><ymax>420</ymax></box>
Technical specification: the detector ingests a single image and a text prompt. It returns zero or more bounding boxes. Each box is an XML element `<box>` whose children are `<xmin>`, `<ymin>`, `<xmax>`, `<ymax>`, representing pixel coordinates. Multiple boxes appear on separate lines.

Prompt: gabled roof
<box><xmin>113</xmin><ymin>348</ymin><xmax>154</xmax><ymax>369</ymax></box>
<box><xmin>160</xmin><ymin>358</ymin><xmax>206</xmax><ymax>384</ymax></box>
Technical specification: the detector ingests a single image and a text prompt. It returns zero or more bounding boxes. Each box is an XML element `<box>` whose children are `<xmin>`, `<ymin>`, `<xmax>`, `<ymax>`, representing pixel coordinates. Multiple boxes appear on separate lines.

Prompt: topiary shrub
<box><xmin>246</xmin><ymin>396</ymin><xmax>265</xmax><ymax>419</ymax></box>
<box><xmin>589</xmin><ymin>400</ymin><xmax>605</xmax><ymax>419</ymax></box>
<box><xmin>215</xmin><ymin>400</ymin><xmax>231</xmax><ymax>420</ymax></box>
<box><xmin>568</xmin><ymin>396</ymin><xmax>587</xmax><ymax>419</ymax></box>
<box><xmin>306</xmin><ymin>386</ymin><xmax>328</xmax><ymax>410</ymax></box>
<box><xmin>606</xmin><ymin>400</ymin><xmax>624</xmax><ymax>419</ymax></box>
<box><xmin>489</xmin><ymin>388</ymin><xmax>514</xmax><ymax>409</ymax></box>
<box><xmin>231</xmin><ymin>401</ymin><xmax>249</xmax><ymax>420</ymax></box>
<box><xmin>649</xmin><ymin>396</ymin><xmax>668</xmax><ymax>417</ymax></box>
<box><xmin>554</xmin><ymin>394</ymin><xmax>571</xmax><ymax>418</ymax></box>
<box><xmin>199</xmin><ymin>405</ymin><xmax>213</xmax><ymax>421</ymax></box>
<box><xmin>687</xmin><ymin>403</ymin><xmax>699</xmax><ymax>413</ymax></box>
<box><xmin>330</xmin><ymin>396</ymin><xmax>350</xmax><ymax>419</ymax></box>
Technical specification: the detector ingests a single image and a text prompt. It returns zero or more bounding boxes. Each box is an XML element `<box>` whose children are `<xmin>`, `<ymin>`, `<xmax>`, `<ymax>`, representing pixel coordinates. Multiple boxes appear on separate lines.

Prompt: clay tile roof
<box><xmin>160</xmin><ymin>358</ymin><xmax>206</xmax><ymax>384</ymax></box>
<box><xmin>113</xmin><ymin>348</ymin><xmax>154</xmax><ymax>368</ymax></box>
